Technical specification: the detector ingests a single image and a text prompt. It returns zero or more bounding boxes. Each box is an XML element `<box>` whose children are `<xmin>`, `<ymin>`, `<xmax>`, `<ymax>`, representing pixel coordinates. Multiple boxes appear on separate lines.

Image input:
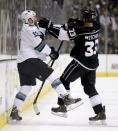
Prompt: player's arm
<box><xmin>29</xmin><ymin>28</ymin><xmax>58</xmax><ymax>60</ymax></box>
<box><xmin>38</xmin><ymin>17</ymin><xmax>70</xmax><ymax>41</ymax></box>
<box><xmin>49</xmin><ymin>18</ymin><xmax>83</xmax><ymax>41</ymax></box>
<box><xmin>38</xmin><ymin>17</ymin><xmax>83</xmax><ymax>41</ymax></box>
<box><xmin>66</xmin><ymin>18</ymin><xmax>83</xmax><ymax>40</ymax></box>
<box><xmin>49</xmin><ymin>24</ymin><xmax>70</xmax><ymax>41</ymax></box>
<box><xmin>27</xmin><ymin>27</ymin><xmax>51</xmax><ymax>56</ymax></box>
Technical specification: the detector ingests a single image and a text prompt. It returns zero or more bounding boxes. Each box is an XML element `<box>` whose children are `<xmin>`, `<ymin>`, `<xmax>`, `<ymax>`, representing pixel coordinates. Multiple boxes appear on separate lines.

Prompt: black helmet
<box><xmin>81</xmin><ymin>8</ymin><xmax>97</xmax><ymax>22</ymax></box>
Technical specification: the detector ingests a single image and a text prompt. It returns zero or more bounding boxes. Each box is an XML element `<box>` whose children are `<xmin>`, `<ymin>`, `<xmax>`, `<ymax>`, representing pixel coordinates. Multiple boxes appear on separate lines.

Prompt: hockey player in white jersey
<box><xmin>10</xmin><ymin>10</ymin><xmax>82</xmax><ymax>121</ymax></box>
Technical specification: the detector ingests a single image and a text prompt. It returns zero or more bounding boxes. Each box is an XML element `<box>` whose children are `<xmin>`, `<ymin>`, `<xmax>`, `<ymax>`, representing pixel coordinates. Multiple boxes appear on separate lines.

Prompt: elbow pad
<box><xmin>48</xmin><ymin>25</ymin><xmax>60</xmax><ymax>38</ymax></box>
<box><xmin>35</xmin><ymin>42</ymin><xmax>51</xmax><ymax>55</ymax></box>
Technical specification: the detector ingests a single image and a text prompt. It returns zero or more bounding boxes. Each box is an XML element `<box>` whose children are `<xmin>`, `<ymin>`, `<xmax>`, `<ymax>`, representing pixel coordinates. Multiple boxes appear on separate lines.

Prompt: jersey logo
<box><xmin>69</xmin><ymin>28</ymin><xmax>76</xmax><ymax>38</ymax></box>
<box><xmin>32</xmin><ymin>31</ymin><xmax>40</xmax><ymax>37</ymax></box>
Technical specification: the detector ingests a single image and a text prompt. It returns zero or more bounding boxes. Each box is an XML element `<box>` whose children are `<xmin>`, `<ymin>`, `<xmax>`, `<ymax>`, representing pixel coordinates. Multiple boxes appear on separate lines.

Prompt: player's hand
<box><xmin>38</xmin><ymin>17</ymin><xmax>52</xmax><ymax>29</ymax></box>
<box><xmin>67</xmin><ymin>18</ymin><xmax>75</xmax><ymax>29</ymax></box>
<box><xmin>67</xmin><ymin>18</ymin><xmax>83</xmax><ymax>29</ymax></box>
<box><xmin>49</xmin><ymin>47</ymin><xmax>59</xmax><ymax>60</ymax></box>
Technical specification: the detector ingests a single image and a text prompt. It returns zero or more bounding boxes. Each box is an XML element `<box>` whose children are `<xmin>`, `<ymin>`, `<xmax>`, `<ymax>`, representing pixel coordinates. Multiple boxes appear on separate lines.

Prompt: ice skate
<box><xmin>89</xmin><ymin>106</ymin><xmax>106</xmax><ymax>125</ymax></box>
<box><xmin>51</xmin><ymin>95</ymin><xmax>83</xmax><ymax>118</ymax></box>
<box><xmin>51</xmin><ymin>105</ymin><xmax>67</xmax><ymax>118</ymax></box>
<box><xmin>10</xmin><ymin>107</ymin><xmax>22</xmax><ymax>121</ymax></box>
<box><xmin>63</xmin><ymin>95</ymin><xmax>83</xmax><ymax>111</ymax></box>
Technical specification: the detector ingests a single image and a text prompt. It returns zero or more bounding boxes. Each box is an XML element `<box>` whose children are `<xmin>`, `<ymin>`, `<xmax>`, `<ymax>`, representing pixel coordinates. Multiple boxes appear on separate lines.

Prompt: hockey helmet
<box><xmin>81</xmin><ymin>8</ymin><xmax>97</xmax><ymax>22</ymax></box>
<box><xmin>21</xmin><ymin>10</ymin><xmax>36</xmax><ymax>25</ymax></box>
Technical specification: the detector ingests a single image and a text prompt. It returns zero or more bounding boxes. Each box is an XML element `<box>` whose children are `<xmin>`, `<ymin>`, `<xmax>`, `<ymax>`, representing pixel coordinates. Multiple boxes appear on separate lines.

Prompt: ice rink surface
<box><xmin>1</xmin><ymin>77</ymin><xmax>118</xmax><ymax>131</ymax></box>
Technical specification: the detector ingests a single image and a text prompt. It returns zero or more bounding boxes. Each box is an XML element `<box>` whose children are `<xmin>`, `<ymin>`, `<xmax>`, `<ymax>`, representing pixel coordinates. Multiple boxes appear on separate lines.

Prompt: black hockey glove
<box><xmin>67</xmin><ymin>18</ymin><xmax>75</xmax><ymax>29</ymax></box>
<box><xmin>49</xmin><ymin>47</ymin><xmax>59</xmax><ymax>60</ymax></box>
<box><xmin>38</xmin><ymin>17</ymin><xmax>52</xmax><ymax>29</ymax></box>
<box><xmin>67</xmin><ymin>18</ymin><xmax>83</xmax><ymax>29</ymax></box>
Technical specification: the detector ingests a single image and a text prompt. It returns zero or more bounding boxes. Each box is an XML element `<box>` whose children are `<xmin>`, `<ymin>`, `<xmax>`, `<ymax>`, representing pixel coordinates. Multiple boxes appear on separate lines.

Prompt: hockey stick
<box><xmin>33</xmin><ymin>41</ymin><xmax>64</xmax><ymax>115</ymax></box>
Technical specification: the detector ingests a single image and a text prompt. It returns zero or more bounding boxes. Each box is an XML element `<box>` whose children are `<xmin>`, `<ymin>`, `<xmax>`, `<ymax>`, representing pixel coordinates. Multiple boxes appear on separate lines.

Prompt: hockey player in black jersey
<box><xmin>38</xmin><ymin>8</ymin><xmax>106</xmax><ymax>124</ymax></box>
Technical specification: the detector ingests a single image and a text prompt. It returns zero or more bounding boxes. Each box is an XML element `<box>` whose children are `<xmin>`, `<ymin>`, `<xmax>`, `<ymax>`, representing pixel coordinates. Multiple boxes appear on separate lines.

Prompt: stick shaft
<box><xmin>33</xmin><ymin>41</ymin><xmax>64</xmax><ymax>105</ymax></box>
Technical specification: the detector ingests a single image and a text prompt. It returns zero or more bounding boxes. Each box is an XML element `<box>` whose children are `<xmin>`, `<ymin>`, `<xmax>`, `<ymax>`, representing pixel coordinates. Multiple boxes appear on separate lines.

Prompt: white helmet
<box><xmin>21</xmin><ymin>10</ymin><xmax>36</xmax><ymax>25</ymax></box>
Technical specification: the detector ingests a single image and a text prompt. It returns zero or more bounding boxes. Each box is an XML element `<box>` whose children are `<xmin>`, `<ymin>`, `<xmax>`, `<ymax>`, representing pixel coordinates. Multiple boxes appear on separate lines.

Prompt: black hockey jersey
<box><xmin>68</xmin><ymin>21</ymin><xmax>100</xmax><ymax>70</ymax></box>
<box><xmin>48</xmin><ymin>21</ymin><xmax>100</xmax><ymax>70</ymax></box>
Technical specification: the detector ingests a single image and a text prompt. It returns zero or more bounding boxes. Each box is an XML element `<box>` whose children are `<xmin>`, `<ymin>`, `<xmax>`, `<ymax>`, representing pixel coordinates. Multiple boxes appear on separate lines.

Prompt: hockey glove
<box><xmin>67</xmin><ymin>18</ymin><xmax>75</xmax><ymax>30</ymax></box>
<box><xmin>38</xmin><ymin>17</ymin><xmax>52</xmax><ymax>29</ymax></box>
<box><xmin>67</xmin><ymin>18</ymin><xmax>83</xmax><ymax>30</ymax></box>
<box><xmin>49</xmin><ymin>47</ymin><xmax>59</xmax><ymax>60</ymax></box>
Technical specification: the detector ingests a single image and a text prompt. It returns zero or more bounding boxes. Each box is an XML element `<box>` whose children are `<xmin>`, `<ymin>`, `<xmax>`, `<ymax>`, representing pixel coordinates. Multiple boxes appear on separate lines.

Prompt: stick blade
<box><xmin>33</xmin><ymin>104</ymin><xmax>40</xmax><ymax>115</ymax></box>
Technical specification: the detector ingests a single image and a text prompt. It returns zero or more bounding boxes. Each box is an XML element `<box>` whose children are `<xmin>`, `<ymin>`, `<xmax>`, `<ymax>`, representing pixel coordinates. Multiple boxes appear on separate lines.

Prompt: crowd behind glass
<box><xmin>0</xmin><ymin>0</ymin><xmax>118</xmax><ymax>55</ymax></box>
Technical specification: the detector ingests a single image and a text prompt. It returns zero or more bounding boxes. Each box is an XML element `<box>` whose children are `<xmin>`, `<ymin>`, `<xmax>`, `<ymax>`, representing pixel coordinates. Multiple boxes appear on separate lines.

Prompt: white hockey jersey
<box><xmin>17</xmin><ymin>24</ymin><xmax>51</xmax><ymax>63</ymax></box>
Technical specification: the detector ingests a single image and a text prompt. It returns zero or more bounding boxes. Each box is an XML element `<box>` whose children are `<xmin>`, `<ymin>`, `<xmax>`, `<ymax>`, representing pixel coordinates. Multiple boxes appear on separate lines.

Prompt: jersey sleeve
<box><xmin>34</xmin><ymin>42</ymin><xmax>51</xmax><ymax>56</ymax></box>
<box><xmin>28</xmin><ymin>28</ymin><xmax>51</xmax><ymax>55</ymax></box>
<box><xmin>67</xmin><ymin>28</ymin><xmax>77</xmax><ymax>40</ymax></box>
<box><xmin>48</xmin><ymin>24</ymin><xmax>70</xmax><ymax>41</ymax></box>
<box><xmin>29</xmin><ymin>29</ymin><xmax>43</xmax><ymax>48</ymax></box>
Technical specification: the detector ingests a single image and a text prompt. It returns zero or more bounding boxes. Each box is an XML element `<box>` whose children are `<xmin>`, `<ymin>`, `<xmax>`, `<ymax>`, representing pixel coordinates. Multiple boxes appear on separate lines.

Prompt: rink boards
<box><xmin>0</xmin><ymin>54</ymin><xmax>118</xmax><ymax>128</ymax></box>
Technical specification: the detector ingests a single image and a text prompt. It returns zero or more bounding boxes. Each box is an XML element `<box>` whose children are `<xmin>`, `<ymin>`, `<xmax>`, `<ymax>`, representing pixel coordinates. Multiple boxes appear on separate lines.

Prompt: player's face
<box><xmin>83</xmin><ymin>16</ymin><xmax>94</xmax><ymax>23</ymax></box>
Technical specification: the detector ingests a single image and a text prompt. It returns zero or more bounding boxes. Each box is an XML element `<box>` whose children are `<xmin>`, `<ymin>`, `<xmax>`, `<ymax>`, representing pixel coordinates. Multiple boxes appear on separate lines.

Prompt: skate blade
<box><xmin>51</xmin><ymin>111</ymin><xmax>68</xmax><ymax>118</ymax></box>
<box><xmin>8</xmin><ymin>117</ymin><xmax>22</xmax><ymax>124</ymax></box>
<box><xmin>89</xmin><ymin>120</ymin><xmax>107</xmax><ymax>125</ymax></box>
<box><xmin>67</xmin><ymin>101</ymin><xmax>83</xmax><ymax>111</ymax></box>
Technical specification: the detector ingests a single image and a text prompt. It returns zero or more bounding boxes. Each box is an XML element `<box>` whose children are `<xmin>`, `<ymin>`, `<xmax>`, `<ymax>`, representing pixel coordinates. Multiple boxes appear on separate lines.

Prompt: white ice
<box><xmin>1</xmin><ymin>77</ymin><xmax>118</xmax><ymax>131</ymax></box>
